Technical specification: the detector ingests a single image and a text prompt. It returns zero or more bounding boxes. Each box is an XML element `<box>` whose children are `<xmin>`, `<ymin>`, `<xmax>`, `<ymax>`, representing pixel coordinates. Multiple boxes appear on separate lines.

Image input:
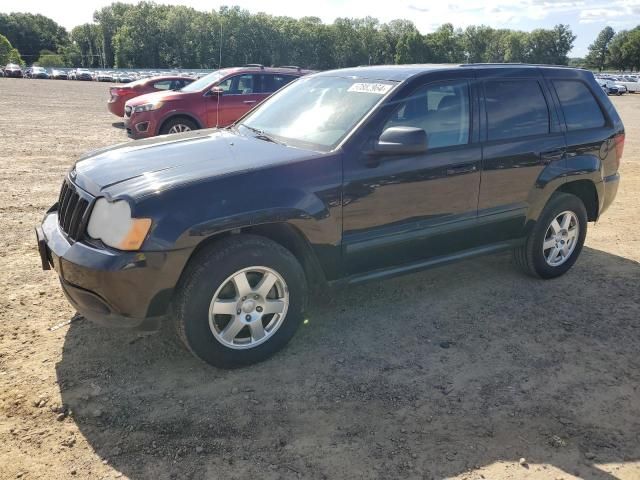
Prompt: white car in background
<box><xmin>613</xmin><ymin>76</ymin><xmax>640</xmax><ymax>93</ymax></box>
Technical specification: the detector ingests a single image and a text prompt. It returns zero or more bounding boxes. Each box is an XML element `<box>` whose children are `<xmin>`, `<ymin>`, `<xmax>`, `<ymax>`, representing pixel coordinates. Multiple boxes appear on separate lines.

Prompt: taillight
<box><xmin>614</xmin><ymin>133</ymin><xmax>625</xmax><ymax>169</ymax></box>
<box><xmin>110</xmin><ymin>88</ymin><xmax>130</xmax><ymax>96</ymax></box>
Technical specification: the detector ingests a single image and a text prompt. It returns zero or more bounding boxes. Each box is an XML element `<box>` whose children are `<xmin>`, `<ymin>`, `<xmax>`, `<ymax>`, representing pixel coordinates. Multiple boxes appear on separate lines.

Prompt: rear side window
<box><xmin>262</xmin><ymin>74</ymin><xmax>297</xmax><ymax>93</ymax></box>
<box><xmin>153</xmin><ymin>80</ymin><xmax>172</xmax><ymax>90</ymax></box>
<box><xmin>553</xmin><ymin>80</ymin><xmax>605</xmax><ymax>130</ymax></box>
<box><xmin>485</xmin><ymin>80</ymin><xmax>549</xmax><ymax>141</ymax></box>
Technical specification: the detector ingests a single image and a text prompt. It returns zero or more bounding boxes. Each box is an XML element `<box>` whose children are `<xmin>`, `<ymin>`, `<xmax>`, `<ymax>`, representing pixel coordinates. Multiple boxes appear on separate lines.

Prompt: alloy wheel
<box><xmin>208</xmin><ymin>266</ymin><xmax>289</xmax><ymax>349</ymax></box>
<box><xmin>168</xmin><ymin>124</ymin><xmax>192</xmax><ymax>133</ymax></box>
<box><xmin>542</xmin><ymin>210</ymin><xmax>579</xmax><ymax>267</ymax></box>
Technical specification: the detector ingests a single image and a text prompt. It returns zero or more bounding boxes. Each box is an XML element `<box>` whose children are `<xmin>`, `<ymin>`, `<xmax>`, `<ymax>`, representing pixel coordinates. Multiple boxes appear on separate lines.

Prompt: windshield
<box><xmin>238</xmin><ymin>76</ymin><xmax>397</xmax><ymax>151</ymax></box>
<box><xmin>180</xmin><ymin>69</ymin><xmax>225</xmax><ymax>92</ymax></box>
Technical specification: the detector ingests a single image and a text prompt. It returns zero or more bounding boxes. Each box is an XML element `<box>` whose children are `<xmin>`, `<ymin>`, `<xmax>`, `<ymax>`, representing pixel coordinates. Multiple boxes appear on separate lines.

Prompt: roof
<box><xmin>312</xmin><ymin>63</ymin><xmax>586</xmax><ymax>82</ymax></box>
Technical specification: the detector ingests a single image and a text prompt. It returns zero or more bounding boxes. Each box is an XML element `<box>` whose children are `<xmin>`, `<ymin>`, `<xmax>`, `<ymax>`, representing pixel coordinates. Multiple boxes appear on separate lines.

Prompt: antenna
<box><xmin>216</xmin><ymin>19</ymin><xmax>223</xmax><ymax>128</ymax></box>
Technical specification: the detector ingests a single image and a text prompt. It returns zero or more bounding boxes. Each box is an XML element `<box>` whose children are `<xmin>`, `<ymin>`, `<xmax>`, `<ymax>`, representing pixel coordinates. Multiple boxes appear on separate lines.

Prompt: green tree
<box><xmin>395</xmin><ymin>30</ymin><xmax>426</xmax><ymax>63</ymax></box>
<box><xmin>425</xmin><ymin>24</ymin><xmax>465</xmax><ymax>63</ymax></box>
<box><xmin>35</xmin><ymin>49</ymin><xmax>65</xmax><ymax>67</ymax></box>
<box><xmin>0</xmin><ymin>33</ymin><xmax>20</xmax><ymax>65</ymax></box>
<box><xmin>0</xmin><ymin>13</ymin><xmax>68</xmax><ymax>61</ymax></box>
<box><xmin>585</xmin><ymin>26</ymin><xmax>615</xmax><ymax>71</ymax></box>
<box><xmin>609</xmin><ymin>30</ymin><xmax>631</xmax><ymax>70</ymax></box>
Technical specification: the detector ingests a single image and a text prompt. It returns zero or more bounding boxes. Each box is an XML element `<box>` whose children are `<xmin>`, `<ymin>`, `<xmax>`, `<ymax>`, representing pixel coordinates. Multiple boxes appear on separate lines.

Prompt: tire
<box><xmin>160</xmin><ymin>117</ymin><xmax>198</xmax><ymax>135</ymax></box>
<box><xmin>173</xmin><ymin>235</ymin><xmax>308</xmax><ymax>368</ymax></box>
<box><xmin>513</xmin><ymin>192</ymin><xmax>587</xmax><ymax>279</ymax></box>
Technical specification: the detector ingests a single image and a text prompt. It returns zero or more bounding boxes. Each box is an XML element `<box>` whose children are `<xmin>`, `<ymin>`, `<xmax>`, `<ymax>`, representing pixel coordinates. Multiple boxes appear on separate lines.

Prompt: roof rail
<box><xmin>278</xmin><ymin>65</ymin><xmax>302</xmax><ymax>71</ymax></box>
<box><xmin>244</xmin><ymin>63</ymin><xmax>265</xmax><ymax>69</ymax></box>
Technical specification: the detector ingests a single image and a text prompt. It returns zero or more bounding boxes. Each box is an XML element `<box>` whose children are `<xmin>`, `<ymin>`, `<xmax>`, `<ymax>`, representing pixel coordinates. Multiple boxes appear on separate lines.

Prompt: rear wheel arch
<box><xmin>557</xmin><ymin>180</ymin><xmax>599</xmax><ymax>221</ymax></box>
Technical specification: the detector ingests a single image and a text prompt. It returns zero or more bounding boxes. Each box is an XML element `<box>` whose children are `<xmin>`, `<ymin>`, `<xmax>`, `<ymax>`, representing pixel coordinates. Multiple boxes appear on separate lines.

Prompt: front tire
<box><xmin>513</xmin><ymin>192</ymin><xmax>587</xmax><ymax>279</ymax></box>
<box><xmin>160</xmin><ymin>117</ymin><xmax>198</xmax><ymax>135</ymax></box>
<box><xmin>173</xmin><ymin>235</ymin><xmax>307</xmax><ymax>368</ymax></box>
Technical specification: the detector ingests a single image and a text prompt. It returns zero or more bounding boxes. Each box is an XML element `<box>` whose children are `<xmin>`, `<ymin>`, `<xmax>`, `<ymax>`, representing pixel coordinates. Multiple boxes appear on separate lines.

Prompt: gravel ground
<box><xmin>0</xmin><ymin>78</ymin><xmax>639</xmax><ymax>480</ymax></box>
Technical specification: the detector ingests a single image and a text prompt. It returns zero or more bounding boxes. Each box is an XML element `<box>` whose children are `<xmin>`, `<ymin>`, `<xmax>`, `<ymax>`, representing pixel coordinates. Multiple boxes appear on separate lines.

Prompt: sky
<box><xmin>2</xmin><ymin>0</ymin><xmax>640</xmax><ymax>57</ymax></box>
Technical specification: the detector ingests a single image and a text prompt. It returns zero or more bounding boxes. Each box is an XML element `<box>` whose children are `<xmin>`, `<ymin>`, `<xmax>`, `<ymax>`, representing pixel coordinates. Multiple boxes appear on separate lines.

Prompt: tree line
<box><xmin>584</xmin><ymin>26</ymin><xmax>640</xmax><ymax>71</ymax></box>
<box><xmin>0</xmin><ymin>2</ymin><xmax>620</xmax><ymax>71</ymax></box>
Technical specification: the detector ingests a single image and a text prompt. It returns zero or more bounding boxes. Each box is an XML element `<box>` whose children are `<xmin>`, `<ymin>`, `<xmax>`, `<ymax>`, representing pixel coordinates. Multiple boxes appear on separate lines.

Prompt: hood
<box><xmin>127</xmin><ymin>89</ymin><xmax>185</xmax><ymax>106</ymax></box>
<box><xmin>72</xmin><ymin>129</ymin><xmax>319</xmax><ymax>201</ymax></box>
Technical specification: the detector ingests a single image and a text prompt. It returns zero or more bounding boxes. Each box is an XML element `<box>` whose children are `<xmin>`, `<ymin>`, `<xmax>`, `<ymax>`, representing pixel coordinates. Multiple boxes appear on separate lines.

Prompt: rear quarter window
<box><xmin>553</xmin><ymin>80</ymin><xmax>605</xmax><ymax>131</ymax></box>
<box><xmin>484</xmin><ymin>80</ymin><xmax>550</xmax><ymax>141</ymax></box>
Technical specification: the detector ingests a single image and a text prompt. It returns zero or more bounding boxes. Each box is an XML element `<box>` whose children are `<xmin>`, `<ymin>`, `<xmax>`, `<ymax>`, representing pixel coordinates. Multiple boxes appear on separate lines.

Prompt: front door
<box><xmin>207</xmin><ymin>73</ymin><xmax>265</xmax><ymax>127</ymax></box>
<box><xmin>342</xmin><ymin>76</ymin><xmax>482</xmax><ymax>276</ymax></box>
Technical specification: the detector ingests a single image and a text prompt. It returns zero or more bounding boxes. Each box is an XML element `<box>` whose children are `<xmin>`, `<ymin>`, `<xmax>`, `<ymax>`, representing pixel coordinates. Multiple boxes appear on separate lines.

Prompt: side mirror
<box><xmin>374</xmin><ymin>126</ymin><xmax>427</xmax><ymax>155</ymax></box>
<box><xmin>210</xmin><ymin>86</ymin><xmax>224</xmax><ymax>96</ymax></box>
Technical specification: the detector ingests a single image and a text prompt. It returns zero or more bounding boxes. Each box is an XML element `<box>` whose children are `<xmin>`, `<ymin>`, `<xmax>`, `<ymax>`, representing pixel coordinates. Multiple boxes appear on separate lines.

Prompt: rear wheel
<box><xmin>513</xmin><ymin>192</ymin><xmax>587</xmax><ymax>279</ymax></box>
<box><xmin>160</xmin><ymin>117</ymin><xmax>198</xmax><ymax>135</ymax></box>
<box><xmin>173</xmin><ymin>235</ymin><xmax>307</xmax><ymax>368</ymax></box>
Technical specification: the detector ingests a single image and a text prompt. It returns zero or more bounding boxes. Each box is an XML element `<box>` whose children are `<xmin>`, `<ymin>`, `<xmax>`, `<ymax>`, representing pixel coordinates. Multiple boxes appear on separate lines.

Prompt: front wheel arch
<box><xmin>158</xmin><ymin>114</ymin><xmax>202</xmax><ymax>135</ymax></box>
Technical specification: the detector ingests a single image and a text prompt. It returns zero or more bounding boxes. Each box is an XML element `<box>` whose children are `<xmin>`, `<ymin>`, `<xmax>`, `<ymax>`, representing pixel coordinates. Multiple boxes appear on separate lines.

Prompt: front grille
<box><xmin>124</xmin><ymin>105</ymin><xmax>132</xmax><ymax>117</ymax></box>
<box><xmin>57</xmin><ymin>180</ymin><xmax>91</xmax><ymax>242</ymax></box>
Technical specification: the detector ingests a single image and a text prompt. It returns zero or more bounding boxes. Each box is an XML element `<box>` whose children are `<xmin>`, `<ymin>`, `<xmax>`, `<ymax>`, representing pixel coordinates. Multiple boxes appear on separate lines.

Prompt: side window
<box><xmin>383</xmin><ymin>81</ymin><xmax>470</xmax><ymax>149</ymax></box>
<box><xmin>153</xmin><ymin>80</ymin><xmax>172</xmax><ymax>90</ymax></box>
<box><xmin>216</xmin><ymin>74</ymin><xmax>258</xmax><ymax>95</ymax></box>
<box><xmin>485</xmin><ymin>80</ymin><xmax>549</xmax><ymax>141</ymax></box>
<box><xmin>553</xmin><ymin>80</ymin><xmax>605</xmax><ymax>130</ymax></box>
<box><xmin>262</xmin><ymin>74</ymin><xmax>297</xmax><ymax>93</ymax></box>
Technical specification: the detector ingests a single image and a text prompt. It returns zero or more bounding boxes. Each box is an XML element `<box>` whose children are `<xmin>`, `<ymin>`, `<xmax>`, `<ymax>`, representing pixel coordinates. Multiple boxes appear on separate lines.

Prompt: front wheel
<box><xmin>173</xmin><ymin>235</ymin><xmax>307</xmax><ymax>368</ymax></box>
<box><xmin>160</xmin><ymin>117</ymin><xmax>198</xmax><ymax>135</ymax></box>
<box><xmin>513</xmin><ymin>192</ymin><xmax>587</xmax><ymax>279</ymax></box>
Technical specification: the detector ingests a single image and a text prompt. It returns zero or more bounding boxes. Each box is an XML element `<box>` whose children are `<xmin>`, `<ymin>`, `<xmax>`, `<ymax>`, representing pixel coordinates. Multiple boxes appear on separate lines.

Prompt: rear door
<box><xmin>476</xmin><ymin>68</ymin><xmax>566</xmax><ymax>244</ymax></box>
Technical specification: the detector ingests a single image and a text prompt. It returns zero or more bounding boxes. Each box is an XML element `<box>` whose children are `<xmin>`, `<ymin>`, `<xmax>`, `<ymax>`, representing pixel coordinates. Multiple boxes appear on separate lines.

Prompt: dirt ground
<box><xmin>0</xmin><ymin>78</ymin><xmax>639</xmax><ymax>480</ymax></box>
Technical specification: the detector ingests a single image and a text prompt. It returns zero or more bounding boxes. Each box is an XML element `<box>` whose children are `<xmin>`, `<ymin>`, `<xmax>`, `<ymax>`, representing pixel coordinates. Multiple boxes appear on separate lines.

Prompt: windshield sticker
<box><xmin>348</xmin><ymin>83</ymin><xmax>393</xmax><ymax>94</ymax></box>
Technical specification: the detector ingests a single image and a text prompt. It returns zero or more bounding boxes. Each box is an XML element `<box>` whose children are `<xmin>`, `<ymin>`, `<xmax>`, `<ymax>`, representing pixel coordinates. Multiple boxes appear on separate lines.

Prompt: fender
<box><xmin>135</xmin><ymin>152</ymin><xmax>344</xmax><ymax>280</ymax></box>
<box><xmin>525</xmin><ymin>154</ymin><xmax>603</xmax><ymax>226</ymax></box>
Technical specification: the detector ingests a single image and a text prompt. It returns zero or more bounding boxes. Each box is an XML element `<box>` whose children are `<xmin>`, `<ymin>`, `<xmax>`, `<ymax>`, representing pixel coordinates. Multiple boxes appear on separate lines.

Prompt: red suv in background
<box><xmin>124</xmin><ymin>65</ymin><xmax>311</xmax><ymax>139</ymax></box>
<box><xmin>108</xmin><ymin>76</ymin><xmax>194</xmax><ymax>117</ymax></box>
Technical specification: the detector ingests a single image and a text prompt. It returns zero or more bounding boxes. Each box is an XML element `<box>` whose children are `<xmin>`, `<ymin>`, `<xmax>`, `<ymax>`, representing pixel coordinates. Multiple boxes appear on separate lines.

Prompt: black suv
<box><xmin>37</xmin><ymin>64</ymin><xmax>624</xmax><ymax>368</ymax></box>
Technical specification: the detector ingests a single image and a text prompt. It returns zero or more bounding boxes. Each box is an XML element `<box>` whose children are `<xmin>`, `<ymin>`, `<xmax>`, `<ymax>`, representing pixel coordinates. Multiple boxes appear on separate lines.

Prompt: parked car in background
<box><xmin>27</xmin><ymin>66</ymin><xmax>49</xmax><ymax>79</ymax></box>
<box><xmin>76</xmin><ymin>69</ymin><xmax>93</xmax><ymax>81</ymax></box>
<box><xmin>598</xmin><ymin>80</ymin><xmax>621</xmax><ymax>95</ymax></box>
<box><xmin>0</xmin><ymin>69</ymin><xmax>4</xmax><ymax>77</ymax></box>
<box><xmin>108</xmin><ymin>76</ymin><xmax>195</xmax><ymax>117</ymax></box>
<box><xmin>96</xmin><ymin>71</ymin><xmax>115</xmax><ymax>82</ymax></box>
<box><xmin>50</xmin><ymin>69</ymin><xmax>68</xmax><ymax>80</ymax></box>
<box><xmin>37</xmin><ymin>64</ymin><xmax>624</xmax><ymax>368</ymax></box>
<box><xmin>124</xmin><ymin>65</ymin><xmax>310</xmax><ymax>139</ymax></box>
<box><xmin>613</xmin><ymin>76</ymin><xmax>640</xmax><ymax>93</ymax></box>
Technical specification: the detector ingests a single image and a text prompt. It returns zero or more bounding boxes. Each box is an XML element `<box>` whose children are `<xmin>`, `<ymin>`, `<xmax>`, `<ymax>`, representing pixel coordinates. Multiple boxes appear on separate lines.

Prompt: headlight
<box><xmin>87</xmin><ymin>198</ymin><xmax>152</xmax><ymax>251</ymax></box>
<box><xmin>132</xmin><ymin>101</ymin><xmax>164</xmax><ymax>113</ymax></box>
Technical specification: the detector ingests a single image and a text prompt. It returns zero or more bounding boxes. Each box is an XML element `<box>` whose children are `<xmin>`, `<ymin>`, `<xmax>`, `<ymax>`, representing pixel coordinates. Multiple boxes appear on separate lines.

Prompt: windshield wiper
<box><xmin>238</xmin><ymin>124</ymin><xmax>283</xmax><ymax>145</ymax></box>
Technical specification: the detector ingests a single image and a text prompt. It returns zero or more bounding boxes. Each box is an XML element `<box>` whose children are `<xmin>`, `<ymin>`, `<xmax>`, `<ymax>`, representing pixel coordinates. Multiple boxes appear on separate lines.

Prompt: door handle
<box><xmin>446</xmin><ymin>164</ymin><xmax>477</xmax><ymax>176</ymax></box>
<box><xmin>243</xmin><ymin>100</ymin><xmax>257</xmax><ymax>104</ymax></box>
<box><xmin>540</xmin><ymin>148</ymin><xmax>566</xmax><ymax>163</ymax></box>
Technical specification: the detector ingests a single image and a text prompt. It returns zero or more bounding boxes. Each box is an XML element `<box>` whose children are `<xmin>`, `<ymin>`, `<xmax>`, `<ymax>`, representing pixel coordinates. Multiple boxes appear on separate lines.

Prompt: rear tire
<box><xmin>173</xmin><ymin>235</ymin><xmax>307</xmax><ymax>368</ymax></box>
<box><xmin>513</xmin><ymin>192</ymin><xmax>587</xmax><ymax>279</ymax></box>
<box><xmin>160</xmin><ymin>117</ymin><xmax>198</xmax><ymax>135</ymax></box>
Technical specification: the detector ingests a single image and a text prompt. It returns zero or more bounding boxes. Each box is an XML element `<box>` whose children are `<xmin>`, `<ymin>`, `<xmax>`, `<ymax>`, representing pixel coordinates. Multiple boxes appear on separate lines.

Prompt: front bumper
<box><xmin>37</xmin><ymin>208</ymin><xmax>192</xmax><ymax>330</ymax></box>
<box><xmin>124</xmin><ymin>111</ymin><xmax>157</xmax><ymax>139</ymax></box>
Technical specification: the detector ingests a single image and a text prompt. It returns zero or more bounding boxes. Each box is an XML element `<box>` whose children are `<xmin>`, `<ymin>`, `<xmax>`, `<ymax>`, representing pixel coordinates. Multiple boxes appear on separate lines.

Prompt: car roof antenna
<box><xmin>216</xmin><ymin>19</ymin><xmax>223</xmax><ymax>128</ymax></box>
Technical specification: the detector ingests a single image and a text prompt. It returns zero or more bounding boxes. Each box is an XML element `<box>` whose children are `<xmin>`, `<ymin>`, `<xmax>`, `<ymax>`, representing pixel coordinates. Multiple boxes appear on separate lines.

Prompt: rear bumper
<box><xmin>599</xmin><ymin>172</ymin><xmax>620</xmax><ymax>217</ymax></box>
<box><xmin>37</xmin><ymin>208</ymin><xmax>192</xmax><ymax>330</ymax></box>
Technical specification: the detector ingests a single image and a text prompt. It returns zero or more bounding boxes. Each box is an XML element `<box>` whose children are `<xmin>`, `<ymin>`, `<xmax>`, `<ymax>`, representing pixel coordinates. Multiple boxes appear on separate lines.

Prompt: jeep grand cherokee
<box><xmin>37</xmin><ymin>64</ymin><xmax>624</xmax><ymax>368</ymax></box>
